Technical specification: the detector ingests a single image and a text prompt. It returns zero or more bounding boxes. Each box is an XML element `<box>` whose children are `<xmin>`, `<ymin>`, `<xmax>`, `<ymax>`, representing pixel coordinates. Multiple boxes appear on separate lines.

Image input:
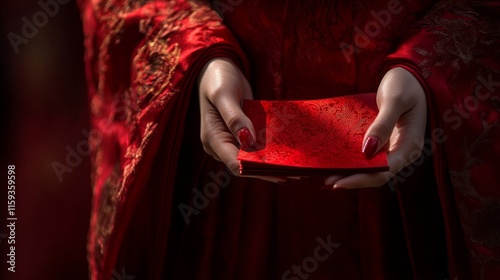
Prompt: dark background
<box><xmin>1</xmin><ymin>0</ymin><xmax>91</xmax><ymax>279</ymax></box>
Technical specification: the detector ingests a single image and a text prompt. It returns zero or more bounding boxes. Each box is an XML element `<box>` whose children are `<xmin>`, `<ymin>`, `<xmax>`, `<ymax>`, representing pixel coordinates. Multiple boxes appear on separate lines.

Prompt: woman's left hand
<box><xmin>324</xmin><ymin>67</ymin><xmax>427</xmax><ymax>189</ymax></box>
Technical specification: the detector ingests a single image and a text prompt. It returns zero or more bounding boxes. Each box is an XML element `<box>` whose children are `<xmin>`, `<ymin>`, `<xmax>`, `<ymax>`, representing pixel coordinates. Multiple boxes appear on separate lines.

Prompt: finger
<box><xmin>362</xmin><ymin>72</ymin><xmax>416</xmax><ymax>158</ymax></box>
<box><xmin>240</xmin><ymin>74</ymin><xmax>253</xmax><ymax>100</ymax></box>
<box><xmin>212</xmin><ymin>90</ymin><xmax>256</xmax><ymax>150</ymax></box>
<box><xmin>209</xmin><ymin>136</ymin><xmax>241</xmax><ymax>175</ymax></box>
<box><xmin>200</xmin><ymin>59</ymin><xmax>256</xmax><ymax>149</ymax></box>
<box><xmin>199</xmin><ymin>102</ymin><xmax>242</xmax><ymax>173</ymax></box>
<box><xmin>202</xmin><ymin>145</ymin><xmax>222</xmax><ymax>162</ymax></box>
<box><xmin>330</xmin><ymin>172</ymin><xmax>392</xmax><ymax>189</ymax></box>
<box><xmin>199</xmin><ymin>102</ymin><xmax>234</xmax><ymax>162</ymax></box>
<box><xmin>386</xmin><ymin>113</ymin><xmax>427</xmax><ymax>174</ymax></box>
<box><xmin>331</xmin><ymin>123</ymin><xmax>426</xmax><ymax>190</ymax></box>
<box><xmin>362</xmin><ymin>109</ymin><xmax>397</xmax><ymax>158</ymax></box>
<box><xmin>362</xmin><ymin>100</ymin><xmax>406</xmax><ymax>159</ymax></box>
<box><xmin>244</xmin><ymin>175</ymin><xmax>288</xmax><ymax>184</ymax></box>
<box><xmin>335</xmin><ymin>117</ymin><xmax>426</xmax><ymax>190</ymax></box>
<box><xmin>324</xmin><ymin>175</ymin><xmax>344</xmax><ymax>186</ymax></box>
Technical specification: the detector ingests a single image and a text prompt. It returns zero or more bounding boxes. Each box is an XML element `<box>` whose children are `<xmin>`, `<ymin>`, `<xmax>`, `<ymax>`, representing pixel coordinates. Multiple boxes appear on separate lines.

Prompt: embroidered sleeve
<box><xmin>78</xmin><ymin>1</ymin><xmax>248</xmax><ymax>279</ymax></box>
<box><xmin>384</xmin><ymin>1</ymin><xmax>500</xmax><ymax>279</ymax></box>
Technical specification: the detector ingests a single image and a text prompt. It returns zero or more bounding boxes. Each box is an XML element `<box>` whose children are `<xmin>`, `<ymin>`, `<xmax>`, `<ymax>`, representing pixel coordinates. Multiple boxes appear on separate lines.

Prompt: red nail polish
<box><xmin>362</xmin><ymin>136</ymin><xmax>380</xmax><ymax>158</ymax></box>
<box><xmin>237</xmin><ymin>128</ymin><xmax>255</xmax><ymax>150</ymax></box>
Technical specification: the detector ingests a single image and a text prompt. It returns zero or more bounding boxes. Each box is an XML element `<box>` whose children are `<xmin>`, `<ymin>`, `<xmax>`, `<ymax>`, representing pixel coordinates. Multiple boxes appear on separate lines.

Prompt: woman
<box><xmin>79</xmin><ymin>0</ymin><xmax>500</xmax><ymax>279</ymax></box>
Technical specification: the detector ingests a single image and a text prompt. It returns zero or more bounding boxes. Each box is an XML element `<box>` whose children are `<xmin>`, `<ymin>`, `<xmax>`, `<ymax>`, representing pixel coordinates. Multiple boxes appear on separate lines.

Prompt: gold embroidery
<box><xmin>449</xmin><ymin>117</ymin><xmax>500</xmax><ymax>265</ymax></box>
<box><xmin>118</xmin><ymin>122</ymin><xmax>158</xmax><ymax>201</ymax></box>
<box><xmin>132</xmin><ymin>27</ymin><xmax>181</xmax><ymax>108</ymax></box>
<box><xmin>86</xmin><ymin>0</ymin><xmax>227</xmax><ymax>274</ymax></box>
<box><xmin>415</xmin><ymin>1</ymin><xmax>500</xmax><ymax>81</ymax></box>
<box><xmin>94</xmin><ymin>162</ymin><xmax>121</xmax><ymax>262</ymax></box>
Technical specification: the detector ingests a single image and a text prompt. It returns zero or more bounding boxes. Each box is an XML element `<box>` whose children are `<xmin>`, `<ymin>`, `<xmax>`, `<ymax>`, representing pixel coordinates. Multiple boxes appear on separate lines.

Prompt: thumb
<box><xmin>216</xmin><ymin>93</ymin><xmax>256</xmax><ymax>150</ymax></box>
<box><xmin>362</xmin><ymin>102</ymin><xmax>400</xmax><ymax>158</ymax></box>
<box><xmin>200</xmin><ymin>58</ymin><xmax>256</xmax><ymax>149</ymax></box>
<box><xmin>212</xmin><ymin>71</ymin><xmax>256</xmax><ymax>150</ymax></box>
<box><xmin>362</xmin><ymin>75</ymin><xmax>410</xmax><ymax>158</ymax></box>
<box><xmin>363</xmin><ymin>67</ymin><xmax>421</xmax><ymax>158</ymax></box>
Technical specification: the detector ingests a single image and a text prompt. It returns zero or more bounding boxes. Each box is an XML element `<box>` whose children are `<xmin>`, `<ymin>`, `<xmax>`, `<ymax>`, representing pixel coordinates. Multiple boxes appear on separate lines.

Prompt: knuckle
<box><xmin>393</xmin><ymin>91</ymin><xmax>412</xmax><ymax>106</ymax></box>
<box><xmin>207</xmin><ymin>84</ymin><xmax>235</xmax><ymax>104</ymax></box>
<box><xmin>201</xmin><ymin>132</ymin><xmax>220</xmax><ymax>155</ymax></box>
<box><xmin>200</xmin><ymin>131</ymin><xmax>211</xmax><ymax>147</ymax></box>
<box><xmin>372</xmin><ymin>122</ymin><xmax>393</xmax><ymax>138</ymax></box>
<box><xmin>206</xmin><ymin>88</ymin><xmax>222</xmax><ymax>102</ymax></box>
<box><xmin>202</xmin><ymin>145</ymin><xmax>211</xmax><ymax>155</ymax></box>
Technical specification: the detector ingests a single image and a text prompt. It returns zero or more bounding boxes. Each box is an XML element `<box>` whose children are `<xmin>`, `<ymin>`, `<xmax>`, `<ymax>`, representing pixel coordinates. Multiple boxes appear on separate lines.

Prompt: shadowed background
<box><xmin>1</xmin><ymin>0</ymin><xmax>91</xmax><ymax>279</ymax></box>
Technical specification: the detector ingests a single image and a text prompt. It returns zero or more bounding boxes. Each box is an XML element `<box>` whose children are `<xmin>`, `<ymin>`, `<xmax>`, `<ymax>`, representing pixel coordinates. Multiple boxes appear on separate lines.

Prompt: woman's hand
<box><xmin>198</xmin><ymin>57</ymin><xmax>256</xmax><ymax>175</ymax></box>
<box><xmin>324</xmin><ymin>67</ymin><xmax>428</xmax><ymax>189</ymax></box>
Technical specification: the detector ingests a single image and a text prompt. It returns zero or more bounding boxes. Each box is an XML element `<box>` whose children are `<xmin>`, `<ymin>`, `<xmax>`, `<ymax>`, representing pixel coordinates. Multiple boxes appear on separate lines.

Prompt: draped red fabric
<box><xmin>78</xmin><ymin>0</ymin><xmax>500</xmax><ymax>279</ymax></box>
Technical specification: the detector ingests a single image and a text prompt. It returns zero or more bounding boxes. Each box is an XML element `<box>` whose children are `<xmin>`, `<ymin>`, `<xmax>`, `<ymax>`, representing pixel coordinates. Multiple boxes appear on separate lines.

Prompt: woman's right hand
<box><xmin>198</xmin><ymin>57</ymin><xmax>256</xmax><ymax>176</ymax></box>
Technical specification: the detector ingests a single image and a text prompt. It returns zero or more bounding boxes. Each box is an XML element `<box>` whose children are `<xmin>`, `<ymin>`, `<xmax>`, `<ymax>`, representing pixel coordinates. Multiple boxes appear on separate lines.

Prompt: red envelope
<box><xmin>237</xmin><ymin>93</ymin><xmax>388</xmax><ymax>176</ymax></box>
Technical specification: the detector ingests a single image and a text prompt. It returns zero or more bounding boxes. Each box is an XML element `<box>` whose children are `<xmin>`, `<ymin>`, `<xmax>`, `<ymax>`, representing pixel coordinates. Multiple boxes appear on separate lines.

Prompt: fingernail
<box><xmin>332</xmin><ymin>183</ymin><xmax>345</xmax><ymax>190</ymax></box>
<box><xmin>237</xmin><ymin>128</ymin><xmax>255</xmax><ymax>150</ymax></box>
<box><xmin>362</xmin><ymin>136</ymin><xmax>380</xmax><ymax>158</ymax></box>
<box><xmin>324</xmin><ymin>175</ymin><xmax>341</xmax><ymax>186</ymax></box>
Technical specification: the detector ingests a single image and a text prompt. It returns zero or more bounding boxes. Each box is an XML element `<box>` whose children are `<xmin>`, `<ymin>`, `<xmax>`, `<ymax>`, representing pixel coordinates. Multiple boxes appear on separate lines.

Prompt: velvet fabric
<box><xmin>78</xmin><ymin>0</ymin><xmax>500</xmax><ymax>279</ymax></box>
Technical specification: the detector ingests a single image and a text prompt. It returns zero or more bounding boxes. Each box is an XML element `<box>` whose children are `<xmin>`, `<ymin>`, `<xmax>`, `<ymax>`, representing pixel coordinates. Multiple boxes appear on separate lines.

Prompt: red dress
<box><xmin>78</xmin><ymin>0</ymin><xmax>500</xmax><ymax>279</ymax></box>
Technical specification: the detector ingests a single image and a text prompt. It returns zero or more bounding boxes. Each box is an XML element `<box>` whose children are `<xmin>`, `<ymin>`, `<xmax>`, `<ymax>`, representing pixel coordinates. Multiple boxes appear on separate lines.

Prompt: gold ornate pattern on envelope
<box><xmin>238</xmin><ymin>93</ymin><xmax>389</xmax><ymax>176</ymax></box>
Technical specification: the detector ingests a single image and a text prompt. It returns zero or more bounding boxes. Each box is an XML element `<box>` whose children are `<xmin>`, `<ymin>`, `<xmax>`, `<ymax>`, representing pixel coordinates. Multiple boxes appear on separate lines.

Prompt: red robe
<box><xmin>78</xmin><ymin>0</ymin><xmax>500</xmax><ymax>279</ymax></box>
